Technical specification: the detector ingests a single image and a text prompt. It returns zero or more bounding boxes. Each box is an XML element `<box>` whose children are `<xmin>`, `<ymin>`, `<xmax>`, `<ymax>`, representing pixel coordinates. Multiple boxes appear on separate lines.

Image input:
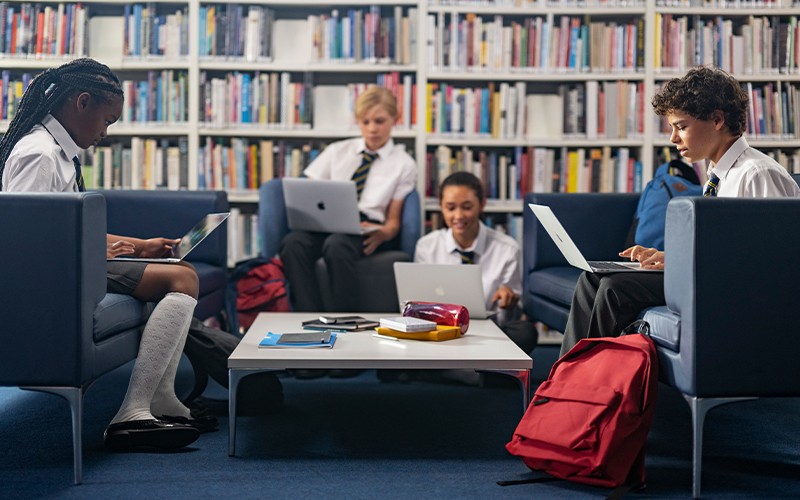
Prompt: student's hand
<box><xmin>361</xmin><ymin>224</ymin><xmax>388</xmax><ymax>256</ymax></box>
<box><xmin>492</xmin><ymin>285</ymin><xmax>519</xmax><ymax>310</ymax></box>
<box><xmin>139</xmin><ymin>238</ymin><xmax>181</xmax><ymax>258</ymax></box>
<box><xmin>107</xmin><ymin>240</ymin><xmax>136</xmax><ymax>259</ymax></box>
<box><xmin>619</xmin><ymin>245</ymin><xmax>665</xmax><ymax>270</ymax></box>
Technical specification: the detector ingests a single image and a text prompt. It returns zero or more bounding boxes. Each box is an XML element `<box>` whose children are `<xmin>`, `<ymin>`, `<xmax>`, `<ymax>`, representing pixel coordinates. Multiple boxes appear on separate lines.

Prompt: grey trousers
<box><xmin>560</xmin><ymin>271</ymin><xmax>665</xmax><ymax>357</ymax></box>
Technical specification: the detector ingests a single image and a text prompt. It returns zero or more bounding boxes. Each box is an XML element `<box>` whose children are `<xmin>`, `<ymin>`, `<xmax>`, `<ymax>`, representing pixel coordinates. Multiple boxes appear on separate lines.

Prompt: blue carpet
<box><xmin>1</xmin><ymin>347</ymin><xmax>799</xmax><ymax>499</ymax></box>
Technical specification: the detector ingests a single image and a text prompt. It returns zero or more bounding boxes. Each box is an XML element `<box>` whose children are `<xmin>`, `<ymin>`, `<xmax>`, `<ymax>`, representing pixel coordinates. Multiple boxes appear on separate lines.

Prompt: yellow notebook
<box><xmin>375</xmin><ymin>325</ymin><xmax>461</xmax><ymax>341</ymax></box>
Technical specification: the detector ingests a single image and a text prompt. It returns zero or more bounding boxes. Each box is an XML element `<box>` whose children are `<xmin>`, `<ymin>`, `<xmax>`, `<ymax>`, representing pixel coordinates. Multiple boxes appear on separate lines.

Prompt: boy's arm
<box><xmin>362</xmin><ymin>198</ymin><xmax>403</xmax><ymax>256</ymax></box>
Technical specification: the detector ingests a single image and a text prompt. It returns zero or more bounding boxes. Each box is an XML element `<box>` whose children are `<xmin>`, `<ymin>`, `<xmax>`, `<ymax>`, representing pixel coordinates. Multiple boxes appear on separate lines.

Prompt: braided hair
<box><xmin>0</xmin><ymin>57</ymin><xmax>123</xmax><ymax>187</ymax></box>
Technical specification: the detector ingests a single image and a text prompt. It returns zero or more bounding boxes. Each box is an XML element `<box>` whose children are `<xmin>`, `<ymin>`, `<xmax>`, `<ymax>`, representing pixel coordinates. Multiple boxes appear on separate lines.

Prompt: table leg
<box><xmin>228</xmin><ymin>369</ymin><xmax>246</xmax><ymax>457</ymax></box>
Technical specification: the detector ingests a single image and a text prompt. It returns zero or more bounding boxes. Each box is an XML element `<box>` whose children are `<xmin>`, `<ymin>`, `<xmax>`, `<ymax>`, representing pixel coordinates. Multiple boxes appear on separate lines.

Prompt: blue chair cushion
<box><xmin>642</xmin><ymin>305</ymin><xmax>681</xmax><ymax>352</ymax></box>
<box><xmin>194</xmin><ymin>262</ymin><xmax>226</xmax><ymax>299</ymax></box>
<box><xmin>527</xmin><ymin>267</ymin><xmax>583</xmax><ymax>308</ymax></box>
<box><xmin>93</xmin><ymin>294</ymin><xmax>153</xmax><ymax>342</ymax></box>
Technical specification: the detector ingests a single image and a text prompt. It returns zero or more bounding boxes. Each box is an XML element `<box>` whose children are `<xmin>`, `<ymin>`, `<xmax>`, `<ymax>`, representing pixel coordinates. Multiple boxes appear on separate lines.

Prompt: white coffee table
<box><xmin>227</xmin><ymin>312</ymin><xmax>533</xmax><ymax>456</ymax></box>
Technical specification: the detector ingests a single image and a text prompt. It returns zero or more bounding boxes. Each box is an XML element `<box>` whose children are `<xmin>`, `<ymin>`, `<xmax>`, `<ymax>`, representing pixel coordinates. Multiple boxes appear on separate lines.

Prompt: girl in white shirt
<box><xmin>0</xmin><ymin>58</ymin><xmax>210</xmax><ymax>451</ymax></box>
<box><xmin>415</xmin><ymin>171</ymin><xmax>537</xmax><ymax>354</ymax></box>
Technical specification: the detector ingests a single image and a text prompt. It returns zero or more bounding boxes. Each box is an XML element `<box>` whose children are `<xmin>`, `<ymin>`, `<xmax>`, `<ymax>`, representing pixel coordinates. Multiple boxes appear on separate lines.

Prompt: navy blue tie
<box><xmin>352</xmin><ymin>150</ymin><xmax>377</xmax><ymax>199</ymax></box>
<box><xmin>73</xmin><ymin>156</ymin><xmax>85</xmax><ymax>192</ymax></box>
<box><xmin>703</xmin><ymin>173</ymin><xmax>719</xmax><ymax>197</ymax></box>
<box><xmin>455</xmin><ymin>249</ymin><xmax>475</xmax><ymax>264</ymax></box>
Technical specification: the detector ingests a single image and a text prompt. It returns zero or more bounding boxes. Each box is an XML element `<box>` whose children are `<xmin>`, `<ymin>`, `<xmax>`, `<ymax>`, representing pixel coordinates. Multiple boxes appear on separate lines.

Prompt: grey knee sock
<box><xmin>110</xmin><ymin>292</ymin><xmax>197</xmax><ymax>425</ymax></box>
<box><xmin>150</xmin><ymin>324</ymin><xmax>191</xmax><ymax>418</ymax></box>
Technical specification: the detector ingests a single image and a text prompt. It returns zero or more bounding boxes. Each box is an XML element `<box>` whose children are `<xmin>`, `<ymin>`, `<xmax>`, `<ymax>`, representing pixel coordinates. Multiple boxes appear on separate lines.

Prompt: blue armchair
<box><xmin>259</xmin><ymin>178</ymin><xmax>421</xmax><ymax>312</ymax></box>
<box><xmin>522</xmin><ymin>191</ymin><xmax>800</xmax><ymax>497</ymax></box>
<box><xmin>521</xmin><ymin>193</ymin><xmax>639</xmax><ymax>332</ymax></box>
<box><xmin>0</xmin><ymin>189</ymin><xmax>228</xmax><ymax>484</ymax></box>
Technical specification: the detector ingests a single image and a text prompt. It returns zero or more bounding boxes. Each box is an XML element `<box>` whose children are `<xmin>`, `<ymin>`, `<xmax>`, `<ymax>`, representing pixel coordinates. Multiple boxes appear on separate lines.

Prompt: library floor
<box><xmin>1</xmin><ymin>345</ymin><xmax>799</xmax><ymax>498</ymax></box>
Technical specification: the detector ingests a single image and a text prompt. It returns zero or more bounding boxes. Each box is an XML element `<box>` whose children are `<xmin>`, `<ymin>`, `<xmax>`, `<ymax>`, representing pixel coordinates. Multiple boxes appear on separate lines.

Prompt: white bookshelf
<box><xmin>2</xmin><ymin>0</ymin><xmax>800</xmax><ymax>258</ymax></box>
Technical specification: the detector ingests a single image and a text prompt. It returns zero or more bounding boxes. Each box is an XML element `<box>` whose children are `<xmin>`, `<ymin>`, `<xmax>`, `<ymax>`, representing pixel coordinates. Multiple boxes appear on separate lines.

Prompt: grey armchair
<box><xmin>259</xmin><ymin>178</ymin><xmax>421</xmax><ymax>312</ymax></box>
<box><xmin>0</xmin><ymin>189</ymin><xmax>228</xmax><ymax>484</ymax></box>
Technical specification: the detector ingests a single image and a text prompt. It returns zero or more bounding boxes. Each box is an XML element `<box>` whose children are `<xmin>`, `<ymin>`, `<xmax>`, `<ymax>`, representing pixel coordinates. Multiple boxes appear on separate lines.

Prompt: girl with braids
<box><xmin>0</xmin><ymin>58</ymin><xmax>216</xmax><ymax>451</ymax></box>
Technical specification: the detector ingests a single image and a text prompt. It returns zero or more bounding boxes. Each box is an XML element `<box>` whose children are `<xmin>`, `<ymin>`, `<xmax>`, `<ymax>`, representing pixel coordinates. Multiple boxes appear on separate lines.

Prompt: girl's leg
<box><xmin>110</xmin><ymin>264</ymin><xmax>198</xmax><ymax>424</ymax></box>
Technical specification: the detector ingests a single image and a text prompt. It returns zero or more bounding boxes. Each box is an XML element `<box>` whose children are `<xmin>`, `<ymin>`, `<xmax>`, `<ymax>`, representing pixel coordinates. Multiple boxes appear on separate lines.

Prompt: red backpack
<box><xmin>505</xmin><ymin>331</ymin><xmax>658</xmax><ymax>490</ymax></box>
<box><xmin>226</xmin><ymin>257</ymin><xmax>291</xmax><ymax>334</ymax></box>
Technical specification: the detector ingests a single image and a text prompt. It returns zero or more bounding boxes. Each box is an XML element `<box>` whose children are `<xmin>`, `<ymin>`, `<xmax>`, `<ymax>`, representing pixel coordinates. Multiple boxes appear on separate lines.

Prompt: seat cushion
<box><xmin>193</xmin><ymin>262</ymin><xmax>226</xmax><ymax>298</ymax></box>
<box><xmin>527</xmin><ymin>267</ymin><xmax>583</xmax><ymax>307</ymax></box>
<box><xmin>642</xmin><ymin>305</ymin><xmax>681</xmax><ymax>352</ymax></box>
<box><xmin>94</xmin><ymin>294</ymin><xmax>153</xmax><ymax>342</ymax></box>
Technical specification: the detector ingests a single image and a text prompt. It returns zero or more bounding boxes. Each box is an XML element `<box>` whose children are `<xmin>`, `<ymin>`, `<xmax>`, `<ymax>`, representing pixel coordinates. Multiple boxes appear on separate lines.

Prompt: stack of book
<box><xmin>301</xmin><ymin>315</ymin><xmax>379</xmax><ymax>332</ymax></box>
<box><xmin>376</xmin><ymin>317</ymin><xmax>461</xmax><ymax>341</ymax></box>
<box><xmin>259</xmin><ymin>331</ymin><xmax>337</xmax><ymax>349</ymax></box>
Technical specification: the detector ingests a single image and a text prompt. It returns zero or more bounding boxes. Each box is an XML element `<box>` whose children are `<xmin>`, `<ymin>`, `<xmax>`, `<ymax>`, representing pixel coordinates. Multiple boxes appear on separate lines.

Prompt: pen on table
<box><xmin>372</xmin><ymin>333</ymin><xmax>400</xmax><ymax>342</ymax></box>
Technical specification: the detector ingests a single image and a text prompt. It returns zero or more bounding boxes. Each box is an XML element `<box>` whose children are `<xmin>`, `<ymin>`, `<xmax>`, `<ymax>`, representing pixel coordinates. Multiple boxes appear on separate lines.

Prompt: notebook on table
<box><xmin>527</xmin><ymin>203</ymin><xmax>662</xmax><ymax>273</ymax></box>
<box><xmin>109</xmin><ymin>212</ymin><xmax>230</xmax><ymax>264</ymax></box>
<box><xmin>282</xmin><ymin>177</ymin><xmax>379</xmax><ymax>235</ymax></box>
<box><xmin>393</xmin><ymin>262</ymin><xmax>493</xmax><ymax>319</ymax></box>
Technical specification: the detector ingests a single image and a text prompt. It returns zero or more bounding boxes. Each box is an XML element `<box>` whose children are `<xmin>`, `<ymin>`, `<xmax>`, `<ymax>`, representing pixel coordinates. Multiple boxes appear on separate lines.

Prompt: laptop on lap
<box><xmin>109</xmin><ymin>212</ymin><xmax>230</xmax><ymax>264</ymax></box>
<box><xmin>528</xmin><ymin>204</ymin><xmax>662</xmax><ymax>273</ymax></box>
<box><xmin>393</xmin><ymin>262</ymin><xmax>493</xmax><ymax>318</ymax></box>
<box><xmin>282</xmin><ymin>177</ymin><xmax>378</xmax><ymax>235</ymax></box>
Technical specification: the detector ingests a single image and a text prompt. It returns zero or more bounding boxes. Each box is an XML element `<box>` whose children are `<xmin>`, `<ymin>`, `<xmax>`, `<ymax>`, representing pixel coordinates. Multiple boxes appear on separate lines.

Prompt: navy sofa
<box><xmin>259</xmin><ymin>178</ymin><xmax>421</xmax><ymax>312</ymax></box>
<box><xmin>0</xmin><ymin>189</ymin><xmax>227</xmax><ymax>484</ymax></box>
<box><xmin>522</xmin><ymin>191</ymin><xmax>800</xmax><ymax>497</ymax></box>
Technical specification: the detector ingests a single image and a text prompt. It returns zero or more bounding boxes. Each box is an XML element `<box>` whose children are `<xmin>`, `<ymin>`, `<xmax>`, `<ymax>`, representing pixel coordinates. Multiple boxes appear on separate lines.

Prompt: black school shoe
<box><xmin>158</xmin><ymin>409</ymin><xmax>219</xmax><ymax>434</ymax></box>
<box><xmin>104</xmin><ymin>419</ymin><xmax>199</xmax><ymax>452</ymax></box>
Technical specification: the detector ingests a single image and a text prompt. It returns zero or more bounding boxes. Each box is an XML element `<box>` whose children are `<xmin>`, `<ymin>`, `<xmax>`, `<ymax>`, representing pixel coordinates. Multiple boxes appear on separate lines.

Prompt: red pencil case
<box><xmin>401</xmin><ymin>301</ymin><xmax>470</xmax><ymax>335</ymax></box>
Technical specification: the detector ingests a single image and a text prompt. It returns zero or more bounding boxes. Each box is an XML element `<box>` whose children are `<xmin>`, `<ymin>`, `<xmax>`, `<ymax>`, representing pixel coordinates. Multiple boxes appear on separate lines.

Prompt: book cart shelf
<box><xmin>1</xmin><ymin>0</ymin><xmax>799</xmax><ymax>265</ymax></box>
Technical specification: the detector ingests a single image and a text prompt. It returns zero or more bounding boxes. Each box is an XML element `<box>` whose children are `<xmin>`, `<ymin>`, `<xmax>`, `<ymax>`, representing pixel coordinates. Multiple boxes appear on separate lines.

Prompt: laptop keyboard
<box><xmin>587</xmin><ymin>261</ymin><xmax>635</xmax><ymax>271</ymax></box>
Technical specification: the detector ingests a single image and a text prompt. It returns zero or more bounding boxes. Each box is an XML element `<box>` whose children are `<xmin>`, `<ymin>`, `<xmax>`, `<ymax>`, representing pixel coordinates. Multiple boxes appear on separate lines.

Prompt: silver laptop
<box><xmin>528</xmin><ymin>203</ymin><xmax>661</xmax><ymax>273</ymax></box>
<box><xmin>109</xmin><ymin>212</ymin><xmax>230</xmax><ymax>263</ymax></box>
<box><xmin>393</xmin><ymin>262</ymin><xmax>493</xmax><ymax>318</ymax></box>
<box><xmin>282</xmin><ymin>177</ymin><xmax>379</xmax><ymax>235</ymax></box>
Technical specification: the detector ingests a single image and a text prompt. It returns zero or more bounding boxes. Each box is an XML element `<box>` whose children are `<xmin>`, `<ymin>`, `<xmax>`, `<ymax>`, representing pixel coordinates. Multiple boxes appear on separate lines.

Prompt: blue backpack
<box><xmin>632</xmin><ymin>160</ymin><xmax>702</xmax><ymax>250</ymax></box>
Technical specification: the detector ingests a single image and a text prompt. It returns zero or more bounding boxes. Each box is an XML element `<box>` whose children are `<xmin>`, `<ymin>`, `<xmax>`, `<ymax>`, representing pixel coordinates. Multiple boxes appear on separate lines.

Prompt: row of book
<box><xmin>655</xmin><ymin>1</ymin><xmax>795</xmax><ymax>7</ymax></box>
<box><xmin>124</xmin><ymin>4</ymin><xmax>189</xmax><ymax>58</ymax></box>
<box><xmin>119</xmin><ymin>70</ymin><xmax>188</xmax><ymax>125</ymax></box>
<box><xmin>197</xmin><ymin>138</ymin><xmax>325</xmax><ymax>191</ymax></box>
<box><xmin>81</xmin><ymin>137</ymin><xmax>190</xmax><ymax>191</ymax></box>
<box><xmin>200</xmin><ymin>71</ymin><xmax>313</xmax><ymax>128</ymax></box>
<box><xmin>199</xmin><ymin>72</ymin><xmax>417</xmax><ymax>129</ymax></box>
<box><xmin>426</xmin><ymin>145</ymin><xmax>643</xmax><ymax>199</ymax></box>
<box><xmin>426</xmin><ymin>80</ymin><xmax>645</xmax><ymax>139</ymax></box>
<box><xmin>655</xmin><ymin>14</ymin><xmax>800</xmax><ymax>74</ymax></box>
<box><xmin>308</xmin><ymin>7</ymin><xmax>418</xmax><ymax>65</ymax></box>
<box><xmin>0</xmin><ymin>2</ymin><xmax>87</xmax><ymax>58</ymax></box>
<box><xmin>428</xmin><ymin>13</ymin><xmax>644</xmax><ymax>73</ymax></box>
<box><xmin>0</xmin><ymin>71</ymin><xmax>30</xmax><ymax>121</ymax></box>
<box><xmin>198</xmin><ymin>5</ymin><xmax>274</xmax><ymax>61</ymax></box>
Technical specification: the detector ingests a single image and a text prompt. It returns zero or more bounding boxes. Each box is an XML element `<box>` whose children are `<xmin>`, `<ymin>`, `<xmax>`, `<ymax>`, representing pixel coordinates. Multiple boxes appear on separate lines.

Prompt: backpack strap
<box><xmin>667</xmin><ymin>159</ymin><xmax>701</xmax><ymax>184</ymax></box>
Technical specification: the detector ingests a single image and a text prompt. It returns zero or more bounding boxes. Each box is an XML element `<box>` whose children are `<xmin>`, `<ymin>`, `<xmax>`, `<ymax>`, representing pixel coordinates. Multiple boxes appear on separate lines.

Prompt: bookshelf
<box><xmin>1</xmin><ymin>0</ymin><xmax>799</xmax><ymax>264</ymax></box>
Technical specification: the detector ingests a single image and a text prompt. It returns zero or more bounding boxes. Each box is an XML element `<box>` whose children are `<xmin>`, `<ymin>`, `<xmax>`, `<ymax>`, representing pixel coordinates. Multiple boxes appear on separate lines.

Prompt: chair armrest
<box><xmin>258</xmin><ymin>179</ymin><xmax>289</xmax><ymax>258</ymax></box>
<box><xmin>664</xmin><ymin>197</ymin><xmax>800</xmax><ymax>396</ymax></box>
<box><xmin>523</xmin><ymin>193</ymin><xmax>640</xmax><ymax>271</ymax></box>
<box><xmin>0</xmin><ymin>192</ymin><xmax>107</xmax><ymax>386</ymax></box>
<box><xmin>100</xmin><ymin>190</ymin><xmax>228</xmax><ymax>267</ymax></box>
<box><xmin>399</xmin><ymin>189</ymin><xmax>421</xmax><ymax>257</ymax></box>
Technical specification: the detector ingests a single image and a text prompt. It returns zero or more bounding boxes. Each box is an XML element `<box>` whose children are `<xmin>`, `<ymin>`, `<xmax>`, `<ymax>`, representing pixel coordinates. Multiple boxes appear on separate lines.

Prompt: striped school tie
<box><xmin>352</xmin><ymin>150</ymin><xmax>377</xmax><ymax>198</ymax></box>
<box><xmin>73</xmin><ymin>156</ymin><xmax>85</xmax><ymax>192</ymax></box>
<box><xmin>703</xmin><ymin>173</ymin><xmax>719</xmax><ymax>197</ymax></box>
<box><xmin>455</xmin><ymin>249</ymin><xmax>475</xmax><ymax>265</ymax></box>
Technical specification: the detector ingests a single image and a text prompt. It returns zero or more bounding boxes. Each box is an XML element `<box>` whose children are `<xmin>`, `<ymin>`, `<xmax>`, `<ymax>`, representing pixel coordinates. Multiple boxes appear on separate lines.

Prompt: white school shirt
<box><xmin>2</xmin><ymin>114</ymin><xmax>83</xmax><ymax>192</ymax></box>
<box><xmin>707</xmin><ymin>136</ymin><xmax>800</xmax><ymax>198</ymax></box>
<box><xmin>303</xmin><ymin>137</ymin><xmax>417</xmax><ymax>223</ymax></box>
<box><xmin>414</xmin><ymin>222</ymin><xmax>523</xmax><ymax>312</ymax></box>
